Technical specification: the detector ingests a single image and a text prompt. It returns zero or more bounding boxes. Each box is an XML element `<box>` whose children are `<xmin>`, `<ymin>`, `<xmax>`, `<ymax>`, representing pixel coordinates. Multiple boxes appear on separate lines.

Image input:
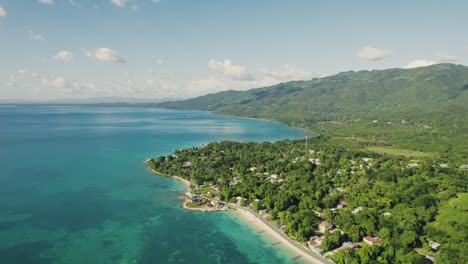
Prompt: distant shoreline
<box><xmin>148</xmin><ymin>167</ymin><xmax>190</xmax><ymax>187</ymax></box>
<box><xmin>147</xmin><ymin>164</ymin><xmax>328</xmax><ymax>264</ymax></box>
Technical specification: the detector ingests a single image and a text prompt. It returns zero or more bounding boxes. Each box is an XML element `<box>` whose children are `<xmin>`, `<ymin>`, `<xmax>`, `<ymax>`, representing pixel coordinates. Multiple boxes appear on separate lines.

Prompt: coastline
<box><xmin>148</xmin><ymin>167</ymin><xmax>191</xmax><ymax>187</ymax></box>
<box><xmin>147</xmin><ymin>165</ymin><xmax>329</xmax><ymax>264</ymax></box>
<box><xmin>232</xmin><ymin>207</ymin><xmax>330</xmax><ymax>264</ymax></box>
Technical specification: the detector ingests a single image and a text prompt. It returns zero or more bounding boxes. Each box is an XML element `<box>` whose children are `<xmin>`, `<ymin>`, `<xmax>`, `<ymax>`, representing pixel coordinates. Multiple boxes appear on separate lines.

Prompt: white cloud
<box><xmin>41</xmin><ymin>76</ymin><xmax>67</xmax><ymax>89</ymax></box>
<box><xmin>405</xmin><ymin>59</ymin><xmax>437</xmax><ymax>69</ymax></box>
<box><xmin>83</xmin><ymin>48</ymin><xmax>126</xmax><ymax>63</ymax></box>
<box><xmin>38</xmin><ymin>0</ymin><xmax>55</xmax><ymax>5</ymax></box>
<box><xmin>0</xmin><ymin>4</ymin><xmax>7</xmax><ymax>17</ymax></box>
<box><xmin>155</xmin><ymin>58</ymin><xmax>165</xmax><ymax>65</ymax></box>
<box><xmin>435</xmin><ymin>53</ymin><xmax>458</xmax><ymax>62</ymax></box>
<box><xmin>131</xmin><ymin>4</ymin><xmax>140</xmax><ymax>11</ymax></box>
<box><xmin>111</xmin><ymin>0</ymin><xmax>127</xmax><ymax>7</ymax></box>
<box><xmin>53</xmin><ymin>51</ymin><xmax>74</xmax><ymax>62</ymax></box>
<box><xmin>152</xmin><ymin>0</ymin><xmax>161</xmax><ymax>3</ymax></box>
<box><xmin>257</xmin><ymin>65</ymin><xmax>321</xmax><ymax>82</ymax></box>
<box><xmin>185</xmin><ymin>76</ymin><xmax>279</xmax><ymax>98</ymax></box>
<box><xmin>183</xmin><ymin>62</ymin><xmax>324</xmax><ymax>98</ymax></box>
<box><xmin>357</xmin><ymin>46</ymin><xmax>394</xmax><ymax>61</ymax></box>
<box><xmin>28</xmin><ymin>30</ymin><xmax>46</xmax><ymax>42</ymax></box>
<box><xmin>208</xmin><ymin>59</ymin><xmax>253</xmax><ymax>80</ymax></box>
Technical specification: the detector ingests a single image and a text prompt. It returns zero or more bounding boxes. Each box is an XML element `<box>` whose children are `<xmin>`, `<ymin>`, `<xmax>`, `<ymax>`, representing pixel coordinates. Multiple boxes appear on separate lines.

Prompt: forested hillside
<box><xmin>158</xmin><ymin>64</ymin><xmax>468</xmax><ymax>162</ymax></box>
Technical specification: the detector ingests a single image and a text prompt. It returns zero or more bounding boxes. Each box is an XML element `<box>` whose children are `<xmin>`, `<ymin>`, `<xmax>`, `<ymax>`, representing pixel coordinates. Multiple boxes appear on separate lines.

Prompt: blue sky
<box><xmin>1</xmin><ymin>0</ymin><xmax>467</xmax><ymax>100</ymax></box>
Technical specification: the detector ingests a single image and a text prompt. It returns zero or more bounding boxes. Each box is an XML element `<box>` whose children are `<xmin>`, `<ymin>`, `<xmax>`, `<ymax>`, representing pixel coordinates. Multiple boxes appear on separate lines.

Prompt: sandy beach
<box><xmin>149</xmin><ymin>168</ymin><xmax>191</xmax><ymax>187</ymax></box>
<box><xmin>233</xmin><ymin>207</ymin><xmax>331</xmax><ymax>264</ymax></box>
<box><xmin>148</xmin><ymin>165</ymin><xmax>329</xmax><ymax>263</ymax></box>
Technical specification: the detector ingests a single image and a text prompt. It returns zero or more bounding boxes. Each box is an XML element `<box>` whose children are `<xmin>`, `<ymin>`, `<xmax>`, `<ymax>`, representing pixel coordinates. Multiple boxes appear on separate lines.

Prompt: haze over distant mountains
<box><xmin>158</xmin><ymin>64</ymin><xmax>468</xmax><ymax>125</ymax></box>
<box><xmin>0</xmin><ymin>97</ymin><xmax>166</xmax><ymax>105</ymax></box>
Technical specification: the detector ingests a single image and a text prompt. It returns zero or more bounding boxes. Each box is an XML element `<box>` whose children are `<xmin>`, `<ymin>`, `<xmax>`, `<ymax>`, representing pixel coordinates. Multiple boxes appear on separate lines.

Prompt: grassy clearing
<box><xmin>365</xmin><ymin>146</ymin><xmax>436</xmax><ymax>158</ymax></box>
<box><xmin>429</xmin><ymin>193</ymin><xmax>468</xmax><ymax>233</ymax></box>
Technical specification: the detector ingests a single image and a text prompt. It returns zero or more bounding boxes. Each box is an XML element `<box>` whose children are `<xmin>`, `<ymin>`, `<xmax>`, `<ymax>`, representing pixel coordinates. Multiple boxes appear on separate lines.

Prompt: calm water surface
<box><xmin>0</xmin><ymin>106</ymin><xmax>309</xmax><ymax>264</ymax></box>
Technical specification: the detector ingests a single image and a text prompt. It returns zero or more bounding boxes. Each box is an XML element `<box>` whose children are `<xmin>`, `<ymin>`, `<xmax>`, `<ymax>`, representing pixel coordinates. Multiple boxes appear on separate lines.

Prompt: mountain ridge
<box><xmin>157</xmin><ymin>63</ymin><xmax>468</xmax><ymax>160</ymax></box>
<box><xmin>158</xmin><ymin>63</ymin><xmax>468</xmax><ymax>125</ymax></box>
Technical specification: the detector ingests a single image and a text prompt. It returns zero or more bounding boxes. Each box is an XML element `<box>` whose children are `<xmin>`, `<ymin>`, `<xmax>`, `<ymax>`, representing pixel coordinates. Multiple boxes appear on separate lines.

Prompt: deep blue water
<box><xmin>0</xmin><ymin>106</ymin><xmax>309</xmax><ymax>264</ymax></box>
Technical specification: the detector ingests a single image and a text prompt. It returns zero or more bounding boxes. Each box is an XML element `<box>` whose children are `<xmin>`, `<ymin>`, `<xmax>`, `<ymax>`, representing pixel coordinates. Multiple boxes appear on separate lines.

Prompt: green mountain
<box><xmin>158</xmin><ymin>63</ymin><xmax>468</xmax><ymax>161</ymax></box>
<box><xmin>159</xmin><ymin>64</ymin><xmax>467</xmax><ymax>123</ymax></box>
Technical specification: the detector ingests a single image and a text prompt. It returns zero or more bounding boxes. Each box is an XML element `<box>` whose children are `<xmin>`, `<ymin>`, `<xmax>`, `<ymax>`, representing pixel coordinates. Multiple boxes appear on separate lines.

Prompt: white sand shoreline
<box><xmin>149</xmin><ymin>168</ymin><xmax>191</xmax><ymax>187</ymax></box>
<box><xmin>232</xmin><ymin>208</ymin><xmax>330</xmax><ymax>264</ymax></box>
<box><xmin>147</xmin><ymin>165</ymin><xmax>329</xmax><ymax>263</ymax></box>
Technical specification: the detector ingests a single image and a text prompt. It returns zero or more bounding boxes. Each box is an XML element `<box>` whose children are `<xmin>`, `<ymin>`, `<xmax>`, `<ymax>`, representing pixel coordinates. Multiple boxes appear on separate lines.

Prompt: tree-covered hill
<box><xmin>158</xmin><ymin>64</ymin><xmax>468</xmax><ymax>162</ymax></box>
<box><xmin>159</xmin><ymin>63</ymin><xmax>467</xmax><ymax>123</ymax></box>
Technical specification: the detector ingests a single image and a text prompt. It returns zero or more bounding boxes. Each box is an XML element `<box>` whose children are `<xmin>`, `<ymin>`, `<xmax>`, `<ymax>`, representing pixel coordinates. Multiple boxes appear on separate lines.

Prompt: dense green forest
<box><xmin>154</xmin><ymin>64</ymin><xmax>467</xmax><ymax>262</ymax></box>
<box><xmin>158</xmin><ymin>63</ymin><xmax>468</xmax><ymax>162</ymax></box>
<box><xmin>148</xmin><ymin>139</ymin><xmax>467</xmax><ymax>263</ymax></box>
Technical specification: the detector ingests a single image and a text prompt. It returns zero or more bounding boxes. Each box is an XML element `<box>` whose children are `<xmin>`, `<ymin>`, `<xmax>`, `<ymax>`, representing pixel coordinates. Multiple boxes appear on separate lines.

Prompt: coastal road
<box><xmin>229</xmin><ymin>204</ymin><xmax>333</xmax><ymax>264</ymax></box>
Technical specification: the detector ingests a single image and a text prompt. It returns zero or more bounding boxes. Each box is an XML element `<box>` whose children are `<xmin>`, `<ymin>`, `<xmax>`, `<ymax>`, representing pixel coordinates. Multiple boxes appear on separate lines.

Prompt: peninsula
<box><xmin>146</xmin><ymin>139</ymin><xmax>467</xmax><ymax>263</ymax></box>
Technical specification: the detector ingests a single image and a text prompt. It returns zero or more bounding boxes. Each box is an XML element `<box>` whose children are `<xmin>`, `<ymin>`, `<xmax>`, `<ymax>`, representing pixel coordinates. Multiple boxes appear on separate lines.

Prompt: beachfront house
<box><xmin>308</xmin><ymin>236</ymin><xmax>324</xmax><ymax>254</ymax></box>
<box><xmin>236</xmin><ymin>196</ymin><xmax>247</xmax><ymax>206</ymax></box>
<box><xmin>308</xmin><ymin>241</ymin><xmax>324</xmax><ymax>254</ymax></box>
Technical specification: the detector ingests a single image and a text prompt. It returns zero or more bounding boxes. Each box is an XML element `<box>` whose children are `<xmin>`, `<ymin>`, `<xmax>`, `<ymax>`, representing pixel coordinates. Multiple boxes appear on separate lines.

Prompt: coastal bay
<box><xmin>0</xmin><ymin>106</ymin><xmax>309</xmax><ymax>264</ymax></box>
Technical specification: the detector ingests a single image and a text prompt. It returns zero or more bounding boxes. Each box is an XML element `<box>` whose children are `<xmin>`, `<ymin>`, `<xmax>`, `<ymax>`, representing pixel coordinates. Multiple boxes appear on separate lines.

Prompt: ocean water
<box><xmin>0</xmin><ymin>106</ymin><xmax>309</xmax><ymax>264</ymax></box>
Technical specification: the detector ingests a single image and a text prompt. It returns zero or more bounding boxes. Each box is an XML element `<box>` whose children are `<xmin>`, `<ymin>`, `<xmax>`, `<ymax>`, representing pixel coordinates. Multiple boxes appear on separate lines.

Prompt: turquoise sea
<box><xmin>0</xmin><ymin>106</ymin><xmax>310</xmax><ymax>264</ymax></box>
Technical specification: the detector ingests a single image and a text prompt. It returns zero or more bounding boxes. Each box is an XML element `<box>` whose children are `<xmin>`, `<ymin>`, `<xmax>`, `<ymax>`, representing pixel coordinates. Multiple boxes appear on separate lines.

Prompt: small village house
<box><xmin>363</xmin><ymin>236</ymin><xmax>381</xmax><ymax>245</ymax></box>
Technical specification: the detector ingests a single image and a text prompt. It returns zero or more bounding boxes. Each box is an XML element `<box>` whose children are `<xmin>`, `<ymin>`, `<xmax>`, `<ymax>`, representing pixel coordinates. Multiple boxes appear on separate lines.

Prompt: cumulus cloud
<box><xmin>28</xmin><ymin>30</ymin><xmax>46</xmax><ymax>42</ymax></box>
<box><xmin>405</xmin><ymin>59</ymin><xmax>437</xmax><ymax>69</ymax></box>
<box><xmin>357</xmin><ymin>46</ymin><xmax>394</xmax><ymax>61</ymax></box>
<box><xmin>208</xmin><ymin>59</ymin><xmax>254</xmax><ymax>80</ymax></box>
<box><xmin>38</xmin><ymin>0</ymin><xmax>55</xmax><ymax>5</ymax></box>
<box><xmin>0</xmin><ymin>4</ymin><xmax>7</xmax><ymax>17</ymax></box>
<box><xmin>53</xmin><ymin>51</ymin><xmax>74</xmax><ymax>62</ymax></box>
<box><xmin>41</xmin><ymin>76</ymin><xmax>67</xmax><ymax>89</ymax></box>
<box><xmin>435</xmin><ymin>53</ymin><xmax>458</xmax><ymax>62</ymax></box>
<box><xmin>184</xmin><ymin>63</ymin><xmax>323</xmax><ymax>98</ymax></box>
<box><xmin>111</xmin><ymin>0</ymin><xmax>127</xmax><ymax>7</ymax></box>
<box><xmin>155</xmin><ymin>58</ymin><xmax>165</xmax><ymax>65</ymax></box>
<box><xmin>83</xmin><ymin>48</ymin><xmax>126</xmax><ymax>63</ymax></box>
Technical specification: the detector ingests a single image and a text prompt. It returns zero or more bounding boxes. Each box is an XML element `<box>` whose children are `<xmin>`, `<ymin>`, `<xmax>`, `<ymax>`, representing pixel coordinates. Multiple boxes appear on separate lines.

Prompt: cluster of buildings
<box><xmin>183</xmin><ymin>184</ymin><xmax>227</xmax><ymax>211</ymax></box>
<box><xmin>306</xmin><ymin>207</ymin><xmax>383</xmax><ymax>257</ymax></box>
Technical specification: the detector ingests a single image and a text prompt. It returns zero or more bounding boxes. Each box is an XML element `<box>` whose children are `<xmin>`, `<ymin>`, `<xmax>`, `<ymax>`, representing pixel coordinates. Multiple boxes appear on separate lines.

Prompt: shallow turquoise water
<box><xmin>0</xmin><ymin>106</ymin><xmax>309</xmax><ymax>264</ymax></box>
